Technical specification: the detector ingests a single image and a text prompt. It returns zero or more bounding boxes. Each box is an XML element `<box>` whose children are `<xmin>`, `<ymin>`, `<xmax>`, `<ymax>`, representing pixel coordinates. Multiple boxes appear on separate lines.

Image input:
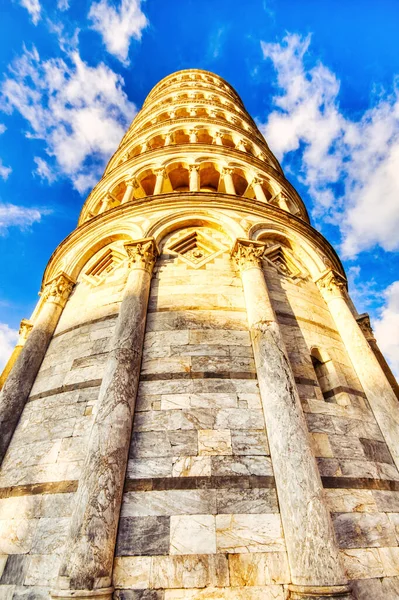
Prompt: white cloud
<box><xmin>0</xmin><ymin>161</ymin><xmax>11</xmax><ymax>180</ymax></box>
<box><xmin>1</xmin><ymin>46</ymin><xmax>136</xmax><ymax>192</ymax></box>
<box><xmin>19</xmin><ymin>0</ymin><xmax>41</xmax><ymax>24</ymax></box>
<box><xmin>57</xmin><ymin>0</ymin><xmax>69</xmax><ymax>10</ymax></box>
<box><xmin>260</xmin><ymin>34</ymin><xmax>399</xmax><ymax>257</ymax></box>
<box><xmin>0</xmin><ymin>324</ymin><xmax>18</xmax><ymax>371</ymax></box>
<box><xmin>34</xmin><ymin>156</ymin><xmax>56</xmax><ymax>183</ymax></box>
<box><xmin>89</xmin><ymin>0</ymin><xmax>148</xmax><ymax>64</ymax></box>
<box><xmin>0</xmin><ymin>202</ymin><xmax>46</xmax><ymax>234</ymax></box>
<box><xmin>0</xmin><ymin>124</ymin><xmax>6</xmax><ymax>135</ymax></box>
<box><xmin>374</xmin><ymin>281</ymin><xmax>399</xmax><ymax>379</ymax></box>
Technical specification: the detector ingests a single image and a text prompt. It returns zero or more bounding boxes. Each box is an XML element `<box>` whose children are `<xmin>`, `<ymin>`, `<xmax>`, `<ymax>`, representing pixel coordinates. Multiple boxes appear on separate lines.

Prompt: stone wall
<box><xmin>114</xmin><ymin>228</ymin><xmax>290</xmax><ymax>600</ymax></box>
<box><xmin>265</xmin><ymin>264</ymin><xmax>399</xmax><ymax>596</ymax></box>
<box><xmin>1</xmin><ymin>231</ymin><xmax>399</xmax><ymax>599</ymax></box>
<box><xmin>0</xmin><ymin>249</ymin><xmax>126</xmax><ymax>599</ymax></box>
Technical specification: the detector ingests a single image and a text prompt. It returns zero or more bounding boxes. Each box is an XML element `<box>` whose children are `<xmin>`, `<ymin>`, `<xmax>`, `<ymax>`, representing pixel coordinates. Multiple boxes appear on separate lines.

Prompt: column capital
<box><xmin>154</xmin><ymin>168</ymin><xmax>166</xmax><ymax>178</ymax></box>
<box><xmin>356</xmin><ymin>312</ymin><xmax>376</xmax><ymax>342</ymax></box>
<box><xmin>17</xmin><ymin>318</ymin><xmax>33</xmax><ymax>345</ymax></box>
<box><xmin>126</xmin><ymin>177</ymin><xmax>139</xmax><ymax>189</ymax></box>
<box><xmin>315</xmin><ymin>269</ymin><xmax>347</xmax><ymax>300</ymax></box>
<box><xmin>231</xmin><ymin>238</ymin><xmax>266</xmax><ymax>272</ymax></box>
<box><xmin>252</xmin><ymin>176</ymin><xmax>264</xmax><ymax>186</ymax></box>
<box><xmin>41</xmin><ymin>273</ymin><xmax>75</xmax><ymax>308</ymax></box>
<box><xmin>222</xmin><ymin>167</ymin><xmax>234</xmax><ymax>176</ymax></box>
<box><xmin>124</xmin><ymin>238</ymin><xmax>158</xmax><ymax>273</ymax></box>
<box><xmin>189</xmin><ymin>164</ymin><xmax>199</xmax><ymax>172</ymax></box>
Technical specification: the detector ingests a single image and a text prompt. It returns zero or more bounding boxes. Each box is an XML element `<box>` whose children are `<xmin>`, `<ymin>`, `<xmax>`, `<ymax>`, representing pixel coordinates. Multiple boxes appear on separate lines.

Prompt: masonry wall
<box><xmin>0</xmin><ymin>249</ymin><xmax>126</xmax><ymax>599</ymax></box>
<box><xmin>113</xmin><ymin>227</ymin><xmax>290</xmax><ymax>600</ymax></box>
<box><xmin>265</xmin><ymin>263</ymin><xmax>399</xmax><ymax>597</ymax></box>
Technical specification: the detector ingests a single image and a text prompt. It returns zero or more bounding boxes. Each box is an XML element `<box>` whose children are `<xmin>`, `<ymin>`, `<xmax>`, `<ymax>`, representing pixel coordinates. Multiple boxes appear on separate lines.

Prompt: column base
<box><xmin>288</xmin><ymin>584</ymin><xmax>353</xmax><ymax>599</ymax></box>
<box><xmin>51</xmin><ymin>587</ymin><xmax>114</xmax><ymax>600</ymax></box>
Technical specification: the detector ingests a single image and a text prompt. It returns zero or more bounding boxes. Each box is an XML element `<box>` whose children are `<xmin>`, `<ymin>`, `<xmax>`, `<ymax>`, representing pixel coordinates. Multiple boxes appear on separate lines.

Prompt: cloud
<box><xmin>0</xmin><ymin>161</ymin><xmax>12</xmax><ymax>180</ymax></box>
<box><xmin>19</xmin><ymin>0</ymin><xmax>41</xmax><ymax>24</ymax></box>
<box><xmin>0</xmin><ymin>202</ymin><xmax>46</xmax><ymax>234</ymax></box>
<box><xmin>260</xmin><ymin>34</ymin><xmax>399</xmax><ymax>257</ymax></box>
<box><xmin>374</xmin><ymin>281</ymin><xmax>399</xmax><ymax>379</ymax></box>
<box><xmin>57</xmin><ymin>0</ymin><xmax>69</xmax><ymax>9</ymax></box>
<box><xmin>1</xmin><ymin>46</ymin><xmax>136</xmax><ymax>192</ymax></box>
<box><xmin>0</xmin><ymin>324</ymin><xmax>18</xmax><ymax>371</ymax></box>
<box><xmin>89</xmin><ymin>0</ymin><xmax>148</xmax><ymax>64</ymax></box>
<box><xmin>0</xmin><ymin>124</ymin><xmax>6</xmax><ymax>135</ymax></box>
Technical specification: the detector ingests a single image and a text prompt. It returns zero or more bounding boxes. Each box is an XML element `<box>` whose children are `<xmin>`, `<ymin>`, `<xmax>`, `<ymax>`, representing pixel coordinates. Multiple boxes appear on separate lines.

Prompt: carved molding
<box><xmin>41</xmin><ymin>273</ymin><xmax>75</xmax><ymax>307</ymax></box>
<box><xmin>124</xmin><ymin>238</ymin><xmax>158</xmax><ymax>273</ymax></box>
<box><xmin>18</xmin><ymin>318</ymin><xmax>33</xmax><ymax>345</ymax></box>
<box><xmin>315</xmin><ymin>269</ymin><xmax>347</xmax><ymax>299</ymax></box>
<box><xmin>357</xmin><ymin>312</ymin><xmax>376</xmax><ymax>342</ymax></box>
<box><xmin>231</xmin><ymin>238</ymin><xmax>266</xmax><ymax>272</ymax></box>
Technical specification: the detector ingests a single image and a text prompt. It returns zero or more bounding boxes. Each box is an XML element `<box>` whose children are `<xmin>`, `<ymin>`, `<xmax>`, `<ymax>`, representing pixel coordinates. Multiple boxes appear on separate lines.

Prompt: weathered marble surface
<box><xmin>236</xmin><ymin>248</ymin><xmax>348</xmax><ymax>588</ymax></box>
<box><xmin>55</xmin><ymin>243</ymin><xmax>157</xmax><ymax>596</ymax></box>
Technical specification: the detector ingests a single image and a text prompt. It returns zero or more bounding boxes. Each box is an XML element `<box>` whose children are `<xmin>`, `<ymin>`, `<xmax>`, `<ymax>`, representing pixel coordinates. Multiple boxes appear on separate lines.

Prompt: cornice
<box><xmin>42</xmin><ymin>192</ymin><xmax>343</xmax><ymax>290</ymax></box>
<box><xmin>105</xmin><ymin>117</ymin><xmax>279</xmax><ymax>176</ymax></box>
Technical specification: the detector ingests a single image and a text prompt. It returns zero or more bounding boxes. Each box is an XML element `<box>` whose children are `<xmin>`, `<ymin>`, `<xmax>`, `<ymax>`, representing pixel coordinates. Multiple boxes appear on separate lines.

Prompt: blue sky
<box><xmin>1</xmin><ymin>0</ymin><xmax>399</xmax><ymax>377</ymax></box>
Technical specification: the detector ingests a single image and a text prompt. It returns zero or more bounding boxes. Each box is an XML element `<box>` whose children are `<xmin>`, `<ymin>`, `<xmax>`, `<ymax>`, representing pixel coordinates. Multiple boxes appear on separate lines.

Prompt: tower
<box><xmin>1</xmin><ymin>68</ymin><xmax>399</xmax><ymax>600</ymax></box>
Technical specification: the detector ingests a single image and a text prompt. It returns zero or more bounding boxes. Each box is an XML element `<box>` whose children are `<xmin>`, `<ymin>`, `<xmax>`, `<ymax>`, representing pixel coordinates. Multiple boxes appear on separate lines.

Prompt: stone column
<box><xmin>52</xmin><ymin>238</ymin><xmax>158</xmax><ymax>600</ymax></box>
<box><xmin>316</xmin><ymin>269</ymin><xmax>399</xmax><ymax>471</ymax></box>
<box><xmin>236</xmin><ymin>139</ymin><xmax>247</xmax><ymax>152</ymax></box>
<box><xmin>164</xmin><ymin>132</ymin><xmax>173</xmax><ymax>146</ymax></box>
<box><xmin>0</xmin><ymin>273</ymin><xmax>74</xmax><ymax>465</ymax></box>
<box><xmin>153</xmin><ymin>169</ymin><xmax>165</xmax><ymax>195</ymax></box>
<box><xmin>232</xmin><ymin>239</ymin><xmax>351</xmax><ymax>600</ymax></box>
<box><xmin>0</xmin><ymin>319</ymin><xmax>33</xmax><ymax>391</ymax></box>
<box><xmin>252</xmin><ymin>177</ymin><xmax>268</xmax><ymax>203</ymax></box>
<box><xmin>222</xmin><ymin>168</ymin><xmax>235</xmax><ymax>195</ymax></box>
<box><xmin>356</xmin><ymin>313</ymin><xmax>399</xmax><ymax>401</ymax></box>
<box><xmin>214</xmin><ymin>131</ymin><xmax>223</xmax><ymax>145</ymax></box>
<box><xmin>121</xmin><ymin>178</ymin><xmax>138</xmax><ymax>204</ymax></box>
<box><xmin>277</xmin><ymin>192</ymin><xmax>291</xmax><ymax>212</ymax></box>
<box><xmin>189</xmin><ymin>165</ymin><xmax>200</xmax><ymax>191</ymax></box>
<box><xmin>189</xmin><ymin>129</ymin><xmax>198</xmax><ymax>143</ymax></box>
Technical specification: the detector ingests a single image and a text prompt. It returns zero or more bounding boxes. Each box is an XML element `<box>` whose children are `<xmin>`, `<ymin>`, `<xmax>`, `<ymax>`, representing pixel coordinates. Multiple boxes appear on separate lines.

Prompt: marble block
<box><xmin>170</xmin><ymin>515</ymin><xmax>216</xmax><ymax>554</ymax></box>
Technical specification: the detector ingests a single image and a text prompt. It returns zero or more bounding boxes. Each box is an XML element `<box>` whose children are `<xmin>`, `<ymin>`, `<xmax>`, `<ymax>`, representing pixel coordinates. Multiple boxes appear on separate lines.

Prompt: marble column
<box><xmin>121</xmin><ymin>178</ymin><xmax>138</xmax><ymax>204</ymax></box>
<box><xmin>0</xmin><ymin>319</ymin><xmax>33</xmax><ymax>390</ymax></box>
<box><xmin>232</xmin><ymin>239</ymin><xmax>351</xmax><ymax>600</ymax></box>
<box><xmin>214</xmin><ymin>131</ymin><xmax>223</xmax><ymax>145</ymax></box>
<box><xmin>0</xmin><ymin>273</ymin><xmax>74</xmax><ymax>465</ymax></box>
<box><xmin>164</xmin><ymin>132</ymin><xmax>173</xmax><ymax>146</ymax></box>
<box><xmin>52</xmin><ymin>238</ymin><xmax>158</xmax><ymax>600</ymax></box>
<box><xmin>189</xmin><ymin>165</ymin><xmax>200</xmax><ymax>191</ymax></box>
<box><xmin>316</xmin><ymin>269</ymin><xmax>399</xmax><ymax>471</ymax></box>
<box><xmin>153</xmin><ymin>169</ymin><xmax>165</xmax><ymax>195</ymax></box>
<box><xmin>252</xmin><ymin>177</ymin><xmax>268</xmax><ymax>203</ymax></box>
<box><xmin>222</xmin><ymin>168</ymin><xmax>235</xmax><ymax>195</ymax></box>
<box><xmin>277</xmin><ymin>192</ymin><xmax>291</xmax><ymax>212</ymax></box>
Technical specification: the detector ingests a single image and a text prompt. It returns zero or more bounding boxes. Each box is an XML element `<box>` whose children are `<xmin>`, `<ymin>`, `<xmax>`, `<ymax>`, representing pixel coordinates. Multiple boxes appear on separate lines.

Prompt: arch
<box><xmin>198</xmin><ymin>162</ymin><xmax>221</xmax><ymax>192</ymax></box>
<box><xmin>146</xmin><ymin>210</ymin><xmax>245</xmax><ymax>246</ymax></box>
<box><xmin>249</xmin><ymin>223</ymin><xmax>326</xmax><ymax>278</ymax></box>
<box><xmin>310</xmin><ymin>347</ymin><xmax>350</xmax><ymax>407</ymax></box>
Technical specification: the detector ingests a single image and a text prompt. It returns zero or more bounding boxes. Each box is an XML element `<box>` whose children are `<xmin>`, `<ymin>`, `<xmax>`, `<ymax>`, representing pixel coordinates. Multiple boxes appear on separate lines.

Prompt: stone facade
<box><xmin>0</xmin><ymin>69</ymin><xmax>399</xmax><ymax>600</ymax></box>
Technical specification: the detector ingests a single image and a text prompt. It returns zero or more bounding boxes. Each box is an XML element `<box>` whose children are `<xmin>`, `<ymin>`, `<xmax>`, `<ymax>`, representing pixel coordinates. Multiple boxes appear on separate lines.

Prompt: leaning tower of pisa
<box><xmin>1</xmin><ymin>69</ymin><xmax>399</xmax><ymax>600</ymax></box>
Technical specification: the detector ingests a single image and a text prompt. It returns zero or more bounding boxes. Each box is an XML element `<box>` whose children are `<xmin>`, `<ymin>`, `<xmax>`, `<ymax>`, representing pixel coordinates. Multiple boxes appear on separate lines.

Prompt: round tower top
<box><xmin>143</xmin><ymin>69</ymin><xmax>244</xmax><ymax>108</ymax></box>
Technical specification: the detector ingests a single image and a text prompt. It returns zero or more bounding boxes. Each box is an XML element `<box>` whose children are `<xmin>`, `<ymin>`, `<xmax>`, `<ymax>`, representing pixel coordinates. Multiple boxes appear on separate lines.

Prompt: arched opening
<box><xmin>196</xmin><ymin>107</ymin><xmax>208</xmax><ymax>118</ymax></box>
<box><xmin>221</xmin><ymin>134</ymin><xmax>235</xmax><ymax>148</ymax></box>
<box><xmin>310</xmin><ymin>347</ymin><xmax>350</xmax><ymax>406</ymax></box>
<box><xmin>174</xmin><ymin>129</ymin><xmax>190</xmax><ymax>145</ymax></box>
<box><xmin>232</xmin><ymin>170</ymin><xmax>249</xmax><ymax>196</ymax></box>
<box><xmin>197</xmin><ymin>130</ymin><xmax>213</xmax><ymax>144</ymax></box>
<box><xmin>168</xmin><ymin>164</ymin><xmax>189</xmax><ymax>191</ymax></box>
<box><xmin>176</xmin><ymin>108</ymin><xmax>189</xmax><ymax>118</ymax></box>
<box><xmin>139</xmin><ymin>172</ymin><xmax>156</xmax><ymax>195</ymax></box>
<box><xmin>199</xmin><ymin>163</ymin><xmax>220</xmax><ymax>192</ymax></box>
<box><xmin>150</xmin><ymin>135</ymin><xmax>165</xmax><ymax>150</ymax></box>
